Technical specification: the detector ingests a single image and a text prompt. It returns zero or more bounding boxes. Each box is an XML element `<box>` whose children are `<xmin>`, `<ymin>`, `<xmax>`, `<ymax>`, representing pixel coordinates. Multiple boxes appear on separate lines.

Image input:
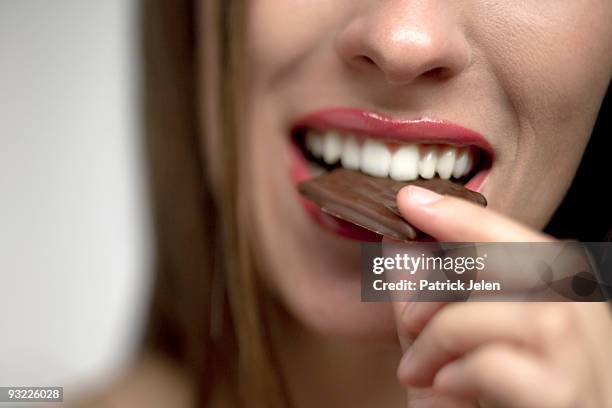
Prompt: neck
<box><xmin>265</xmin><ymin>296</ymin><xmax>406</xmax><ymax>408</ymax></box>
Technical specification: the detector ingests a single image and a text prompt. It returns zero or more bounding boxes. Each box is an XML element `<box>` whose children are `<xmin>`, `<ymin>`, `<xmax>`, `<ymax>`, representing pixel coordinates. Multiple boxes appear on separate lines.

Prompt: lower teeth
<box><xmin>307</xmin><ymin>161</ymin><xmax>326</xmax><ymax>177</ymax></box>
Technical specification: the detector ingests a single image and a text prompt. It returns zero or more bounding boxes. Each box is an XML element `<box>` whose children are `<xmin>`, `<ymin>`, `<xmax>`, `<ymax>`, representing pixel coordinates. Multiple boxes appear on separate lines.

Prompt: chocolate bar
<box><xmin>298</xmin><ymin>168</ymin><xmax>487</xmax><ymax>241</ymax></box>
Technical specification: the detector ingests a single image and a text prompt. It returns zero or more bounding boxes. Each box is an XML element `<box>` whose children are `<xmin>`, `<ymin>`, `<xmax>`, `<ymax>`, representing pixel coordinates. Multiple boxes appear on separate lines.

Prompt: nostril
<box><xmin>422</xmin><ymin>67</ymin><xmax>451</xmax><ymax>80</ymax></box>
<box><xmin>359</xmin><ymin>55</ymin><xmax>377</xmax><ymax>66</ymax></box>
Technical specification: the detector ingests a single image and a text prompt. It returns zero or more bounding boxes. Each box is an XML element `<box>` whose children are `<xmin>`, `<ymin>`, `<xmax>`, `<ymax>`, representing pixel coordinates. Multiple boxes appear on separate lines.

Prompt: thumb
<box><xmin>396</xmin><ymin>185</ymin><xmax>549</xmax><ymax>242</ymax></box>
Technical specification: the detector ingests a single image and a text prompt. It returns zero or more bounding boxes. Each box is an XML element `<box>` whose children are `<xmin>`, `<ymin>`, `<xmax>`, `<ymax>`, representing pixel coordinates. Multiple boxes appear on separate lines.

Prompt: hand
<box><xmin>392</xmin><ymin>185</ymin><xmax>612</xmax><ymax>408</ymax></box>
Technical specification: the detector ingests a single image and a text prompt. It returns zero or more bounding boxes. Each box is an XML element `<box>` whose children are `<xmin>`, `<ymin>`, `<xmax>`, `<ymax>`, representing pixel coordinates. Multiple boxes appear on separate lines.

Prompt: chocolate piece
<box><xmin>298</xmin><ymin>168</ymin><xmax>487</xmax><ymax>242</ymax></box>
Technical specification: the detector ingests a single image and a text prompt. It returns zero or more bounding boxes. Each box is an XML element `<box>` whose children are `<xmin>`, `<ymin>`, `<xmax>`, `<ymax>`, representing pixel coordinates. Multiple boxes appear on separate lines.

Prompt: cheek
<box><xmin>249</xmin><ymin>1</ymin><xmax>316</xmax><ymax>62</ymax></box>
<box><xmin>473</xmin><ymin>2</ymin><xmax>612</xmax><ymax>128</ymax></box>
<box><xmin>472</xmin><ymin>2</ymin><xmax>612</xmax><ymax>224</ymax></box>
<box><xmin>247</xmin><ymin>0</ymin><xmax>352</xmax><ymax>86</ymax></box>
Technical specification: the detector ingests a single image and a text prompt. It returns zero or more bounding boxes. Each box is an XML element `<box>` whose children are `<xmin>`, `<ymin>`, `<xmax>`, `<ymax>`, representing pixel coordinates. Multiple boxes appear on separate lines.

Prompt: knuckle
<box><xmin>427</xmin><ymin>311</ymin><xmax>461</xmax><ymax>354</ymax></box>
<box><xmin>430</xmin><ymin>305</ymin><xmax>480</xmax><ymax>355</ymax></box>
<box><xmin>467</xmin><ymin>348</ymin><xmax>500</xmax><ymax>388</ymax></box>
<box><xmin>531</xmin><ymin>304</ymin><xmax>575</xmax><ymax>344</ymax></box>
<box><xmin>548</xmin><ymin>379</ymin><xmax>579</xmax><ymax>408</ymax></box>
<box><xmin>398</xmin><ymin>304</ymin><xmax>420</xmax><ymax>338</ymax></box>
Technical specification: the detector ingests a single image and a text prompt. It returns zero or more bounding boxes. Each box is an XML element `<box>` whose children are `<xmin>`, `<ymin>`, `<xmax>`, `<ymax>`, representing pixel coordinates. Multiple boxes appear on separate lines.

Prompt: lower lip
<box><xmin>465</xmin><ymin>168</ymin><xmax>489</xmax><ymax>191</ymax></box>
<box><xmin>291</xmin><ymin>144</ymin><xmax>384</xmax><ymax>241</ymax></box>
<box><xmin>290</xmin><ymin>143</ymin><xmax>489</xmax><ymax>242</ymax></box>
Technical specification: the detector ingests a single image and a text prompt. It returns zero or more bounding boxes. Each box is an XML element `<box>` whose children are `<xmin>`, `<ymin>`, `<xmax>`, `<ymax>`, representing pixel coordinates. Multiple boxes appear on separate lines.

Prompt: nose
<box><xmin>336</xmin><ymin>1</ymin><xmax>471</xmax><ymax>85</ymax></box>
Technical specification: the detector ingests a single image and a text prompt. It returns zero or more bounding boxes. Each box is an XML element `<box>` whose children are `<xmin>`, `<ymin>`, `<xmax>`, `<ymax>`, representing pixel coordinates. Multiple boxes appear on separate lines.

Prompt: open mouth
<box><xmin>294</xmin><ymin>129</ymin><xmax>485</xmax><ymax>185</ymax></box>
<box><xmin>290</xmin><ymin>108</ymin><xmax>494</xmax><ymax>241</ymax></box>
<box><xmin>291</xmin><ymin>108</ymin><xmax>493</xmax><ymax>188</ymax></box>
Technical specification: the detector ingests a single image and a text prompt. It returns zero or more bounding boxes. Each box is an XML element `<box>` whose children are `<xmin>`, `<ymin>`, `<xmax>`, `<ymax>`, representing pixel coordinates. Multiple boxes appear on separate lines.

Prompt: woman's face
<box><xmin>206</xmin><ymin>1</ymin><xmax>612</xmax><ymax>340</ymax></box>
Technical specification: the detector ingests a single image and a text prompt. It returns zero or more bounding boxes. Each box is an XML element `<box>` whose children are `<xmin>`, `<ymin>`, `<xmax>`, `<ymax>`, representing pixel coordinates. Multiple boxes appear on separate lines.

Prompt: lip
<box><xmin>291</xmin><ymin>107</ymin><xmax>495</xmax><ymax>159</ymax></box>
<box><xmin>290</xmin><ymin>107</ymin><xmax>494</xmax><ymax>241</ymax></box>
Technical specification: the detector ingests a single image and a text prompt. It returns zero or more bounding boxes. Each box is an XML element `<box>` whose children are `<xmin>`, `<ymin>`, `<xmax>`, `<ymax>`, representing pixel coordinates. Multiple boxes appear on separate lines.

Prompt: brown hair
<box><xmin>140</xmin><ymin>0</ymin><xmax>287</xmax><ymax>407</ymax></box>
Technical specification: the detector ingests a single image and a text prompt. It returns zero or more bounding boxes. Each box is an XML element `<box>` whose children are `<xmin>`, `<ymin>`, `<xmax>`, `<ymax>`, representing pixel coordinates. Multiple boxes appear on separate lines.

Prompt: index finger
<box><xmin>392</xmin><ymin>301</ymin><xmax>449</xmax><ymax>351</ymax></box>
<box><xmin>382</xmin><ymin>237</ymin><xmax>450</xmax><ymax>349</ymax></box>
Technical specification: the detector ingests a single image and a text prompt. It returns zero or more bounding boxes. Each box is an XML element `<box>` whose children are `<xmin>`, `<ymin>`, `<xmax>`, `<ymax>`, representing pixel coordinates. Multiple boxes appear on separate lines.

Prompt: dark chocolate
<box><xmin>298</xmin><ymin>168</ymin><xmax>487</xmax><ymax>241</ymax></box>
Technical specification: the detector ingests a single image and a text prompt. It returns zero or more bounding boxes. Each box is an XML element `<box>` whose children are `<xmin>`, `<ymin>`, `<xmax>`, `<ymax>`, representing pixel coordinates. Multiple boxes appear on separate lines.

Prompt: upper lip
<box><xmin>291</xmin><ymin>107</ymin><xmax>495</xmax><ymax>159</ymax></box>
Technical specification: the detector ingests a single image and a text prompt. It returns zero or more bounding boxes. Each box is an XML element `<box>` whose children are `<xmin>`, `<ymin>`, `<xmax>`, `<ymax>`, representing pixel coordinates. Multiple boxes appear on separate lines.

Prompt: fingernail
<box><xmin>404</xmin><ymin>185</ymin><xmax>443</xmax><ymax>205</ymax></box>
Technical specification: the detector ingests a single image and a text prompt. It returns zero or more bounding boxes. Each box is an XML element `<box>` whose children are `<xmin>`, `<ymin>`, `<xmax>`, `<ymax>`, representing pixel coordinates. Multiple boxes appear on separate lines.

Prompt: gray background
<box><xmin>0</xmin><ymin>0</ymin><xmax>151</xmax><ymax>401</ymax></box>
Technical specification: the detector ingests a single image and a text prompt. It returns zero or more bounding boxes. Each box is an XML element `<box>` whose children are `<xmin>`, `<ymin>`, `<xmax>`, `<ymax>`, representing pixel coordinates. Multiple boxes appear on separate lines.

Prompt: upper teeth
<box><xmin>305</xmin><ymin>131</ymin><xmax>476</xmax><ymax>181</ymax></box>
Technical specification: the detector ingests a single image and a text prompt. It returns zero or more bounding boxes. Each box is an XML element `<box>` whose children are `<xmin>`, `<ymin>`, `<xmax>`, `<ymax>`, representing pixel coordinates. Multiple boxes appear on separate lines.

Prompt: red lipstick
<box><xmin>292</xmin><ymin>107</ymin><xmax>494</xmax><ymax>158</ymax></box>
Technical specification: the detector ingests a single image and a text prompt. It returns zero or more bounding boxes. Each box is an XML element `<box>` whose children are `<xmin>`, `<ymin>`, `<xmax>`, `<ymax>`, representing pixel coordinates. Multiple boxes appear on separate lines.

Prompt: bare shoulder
<box><xmin>69</xmin><ymin>352</ymin><xmax>195</xmax><ymax>408</ymax></box>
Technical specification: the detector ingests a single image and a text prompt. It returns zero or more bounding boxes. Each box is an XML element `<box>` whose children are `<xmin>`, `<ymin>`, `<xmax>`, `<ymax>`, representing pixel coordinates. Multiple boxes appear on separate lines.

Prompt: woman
<box><xmin>87</xmin><ymin>0</ymin><xmax>612</xmax><ymax>407</ymax></box>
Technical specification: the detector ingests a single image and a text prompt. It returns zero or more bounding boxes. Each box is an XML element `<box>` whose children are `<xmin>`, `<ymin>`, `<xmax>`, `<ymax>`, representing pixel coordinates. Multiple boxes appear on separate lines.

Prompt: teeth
<box><xmin>360</xmin><ymin>140</ymin><xmax>391</xmax><ymax>177</ymax></box>
<box><xmin>389</xmin><ymin>144</ymin><xmax>419</xmax><ymax>181</ymax></box>
<box><xmin>303</xmin><ymin>131</ymin><xmax>478</xmax><ymax>181</ymax></box>
<box><xmin>436</xmin><ymin>146</ymin><xmax>456</xmax><ymax>180</ymax></box>
<box><xmin>418</xmin><ymin>146</ymin><xmax>438</xmax><ymax>179</ymax></box>
<box><xmin>452</xmin><ymin>147</ymin><xmax>470</xmax><ymax>179</ymax></box>
<box><xmin>341</xmin><ymin>136</ymin><xmax>361</xmax><ymax>170</ymax></box>
<box><xmin>307</xmin><ymin>160</ymin><xmax>326</xmax><ymax>177</ymax></box>
<box><xmin>322</xmin><ymin>131</ymin><xmax>344</xmax><ymax>164</ymax></box>
<box><xmin>305</xmin><ymin>132</ymin><xmax>323</xmax><ymax>158</ymax></box>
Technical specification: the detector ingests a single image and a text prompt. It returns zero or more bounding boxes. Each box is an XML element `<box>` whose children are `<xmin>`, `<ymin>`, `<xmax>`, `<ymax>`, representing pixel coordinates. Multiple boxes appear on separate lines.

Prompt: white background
<box><xmin>0</xmin><ymin>0</ymin><xmax>151</xmax><ymax>399</ymax></box>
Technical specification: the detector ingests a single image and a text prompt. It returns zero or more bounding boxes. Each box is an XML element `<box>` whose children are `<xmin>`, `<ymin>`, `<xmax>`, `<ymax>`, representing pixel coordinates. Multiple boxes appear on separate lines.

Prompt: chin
<box><xmin>282</xmin><ymin>285</ymin><xmax>399</xmax><ymax>343</ymax></box>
